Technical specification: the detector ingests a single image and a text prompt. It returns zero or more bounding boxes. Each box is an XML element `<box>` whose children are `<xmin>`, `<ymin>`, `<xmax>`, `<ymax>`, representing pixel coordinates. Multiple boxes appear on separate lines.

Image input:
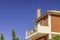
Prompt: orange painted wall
<box><xmin>51</xmin><ymin>14</ymin><xmax>60</xmax><ymax>32</ymax></box>
<box><xmin>43</xmin><ymin>15</ymin><xmax>48</xmax><ymax>26</ymax></box>
<box><xmin>36</xmin><ymin>15</ymin><xmax>48</xmax><ymax>26</ymax></box>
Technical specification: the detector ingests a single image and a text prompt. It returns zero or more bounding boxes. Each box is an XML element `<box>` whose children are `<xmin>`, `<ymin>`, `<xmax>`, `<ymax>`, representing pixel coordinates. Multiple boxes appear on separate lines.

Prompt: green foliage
<box><xmin>0</xmin><ymin>33</ymin><xmax>4</xmax><ymax>40</ymax></box>
<box><xmin>0</xmin><ymin>29</ymin><xmax>20</xmax><ymax>40</ymax></box>
<box><xmin>51</xmin><ymin>35</ymin><xmax>60</xmax><ymax>40</ymax></box>
<box><xmin>16</xmin><ymin>38</ymin><xmax>19</xmax><ymax>40</ymax></box>
<box><xmin>12</xmin><ymin>29</ymin><xmax>19</xmax><ymax>40</ymax></box>
<box><xmin>12</xmin><ymin>29</ymin><xmax>16</xmax><ymax>39</ymax></box>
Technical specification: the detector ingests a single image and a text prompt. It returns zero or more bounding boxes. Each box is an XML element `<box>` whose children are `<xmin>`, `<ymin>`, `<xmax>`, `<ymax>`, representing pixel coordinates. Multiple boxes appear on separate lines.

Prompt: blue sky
<box><xmin>0</xmin><ymin>0</ymin><xmax>60</xmax><ymax>40</ymax></box>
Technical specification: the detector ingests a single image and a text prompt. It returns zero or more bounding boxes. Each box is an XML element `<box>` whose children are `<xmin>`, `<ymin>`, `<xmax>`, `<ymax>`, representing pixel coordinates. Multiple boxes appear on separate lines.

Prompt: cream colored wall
<box><xmin>37</xmin><ymin>24</ymin><xmax>50</xmax><ymax>33</ymax></box>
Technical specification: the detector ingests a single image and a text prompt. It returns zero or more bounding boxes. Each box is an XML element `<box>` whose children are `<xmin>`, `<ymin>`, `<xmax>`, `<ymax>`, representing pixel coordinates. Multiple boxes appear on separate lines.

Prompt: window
<box><xmin>40</xmin><ymin>20</ymin><xmax>44</xmax><ymax>26</ymax></box>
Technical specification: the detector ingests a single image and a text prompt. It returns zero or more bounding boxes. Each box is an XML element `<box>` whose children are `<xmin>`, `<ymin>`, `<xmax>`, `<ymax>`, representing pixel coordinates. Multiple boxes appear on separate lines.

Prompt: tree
<box><xmin>51</xmin><ymin>35</ymin><xmax>60</xmax><ymax>40</ymax></box>
<box><xmin>12</xmin><ymin>29</ymin><xmax>19</xmax><ymax>40</ymax></box>
<box><xmin>16</xmin><ymin>38</ymin><xmax>19</xmax><ymax>40</ymax></box>
<box><xmin>0</xmin><ymin>33</ymin><xmax>4</xmax><ymax>40</ymax></box>
<box><xmin>12</xmin><ymin>29</ymin><xmax>16</xmax><ymax>40</ymax></box>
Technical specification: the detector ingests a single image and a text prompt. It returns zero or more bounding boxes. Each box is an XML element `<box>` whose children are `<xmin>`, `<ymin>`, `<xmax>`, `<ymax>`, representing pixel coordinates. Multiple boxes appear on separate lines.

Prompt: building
<box><xmin>26</xmin><ymin>8</ymin><xmax>60</xmax><ymax>40</ymax></box>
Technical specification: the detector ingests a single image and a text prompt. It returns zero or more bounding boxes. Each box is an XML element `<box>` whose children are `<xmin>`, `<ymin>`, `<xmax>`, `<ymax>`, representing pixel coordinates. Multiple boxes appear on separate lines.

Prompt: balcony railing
<box><xmin>26</xmin><ymin>26</ymin><xmax>37</xmax><ymax>36</ymax></box>
<box><xmin>26</xmin><ymin>25</ymin><xmax>50</xmax><ymax>37</ymax></box>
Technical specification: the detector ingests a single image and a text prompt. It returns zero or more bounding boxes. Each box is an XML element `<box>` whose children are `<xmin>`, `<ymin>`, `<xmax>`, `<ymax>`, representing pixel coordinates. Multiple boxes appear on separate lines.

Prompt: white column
<box><xmin>48</xmin><ymin>14</ymin><xmax>51</xmax><ymax>39</ymax></box>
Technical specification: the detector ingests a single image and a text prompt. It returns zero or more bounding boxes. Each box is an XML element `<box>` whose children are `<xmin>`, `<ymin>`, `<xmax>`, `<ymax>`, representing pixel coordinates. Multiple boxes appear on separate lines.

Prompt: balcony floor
<box><xmin>26</xmin><ymin>32</ymin><xmax>48</xmax><ymax>40</ymax></box>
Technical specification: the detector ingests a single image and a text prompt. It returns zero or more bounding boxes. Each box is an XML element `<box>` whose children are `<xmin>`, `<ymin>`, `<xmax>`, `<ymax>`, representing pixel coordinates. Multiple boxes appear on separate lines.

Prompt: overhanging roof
<box><xmin>34</xmin><ymin>10</ymin><xmax>60</xmax><ymax>23</ymax></box>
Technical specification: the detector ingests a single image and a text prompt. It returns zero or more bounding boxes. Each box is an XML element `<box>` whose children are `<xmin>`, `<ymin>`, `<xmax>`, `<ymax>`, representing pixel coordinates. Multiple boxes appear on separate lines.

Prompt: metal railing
<box><xmin>26</xmin><ymin>26</ymin><xmax>37</xmax><ymax>36</ymax></box>
<box><xmin>26</xmin><ymin>25</ymin><xmax>48</xmax><ymax>36</ymax></box>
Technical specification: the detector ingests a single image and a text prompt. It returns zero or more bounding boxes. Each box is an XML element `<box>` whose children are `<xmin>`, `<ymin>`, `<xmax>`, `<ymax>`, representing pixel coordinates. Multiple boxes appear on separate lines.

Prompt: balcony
<box><xmin>26</xmin><ymin>25</ymin><xmax>50</xmax><ymax>39</ymax></box>
<box><xmin>26</xmin><ymin>26</ymin><xmax>37</xmax><ymax>36</ymax></box>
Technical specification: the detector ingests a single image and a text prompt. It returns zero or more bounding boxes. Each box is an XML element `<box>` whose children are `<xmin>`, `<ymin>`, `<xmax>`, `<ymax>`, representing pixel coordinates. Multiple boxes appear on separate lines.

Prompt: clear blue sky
<box><xmin>0</xmin><ymin>0</ymin><xmax>60</xmax><ymax>40</ymax></box>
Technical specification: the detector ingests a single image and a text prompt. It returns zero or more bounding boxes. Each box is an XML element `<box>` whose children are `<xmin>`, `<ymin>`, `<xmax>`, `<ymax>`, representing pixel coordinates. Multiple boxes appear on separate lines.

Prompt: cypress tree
<box><xmin>12</xmin><ymin>29</ymin><xmax>19</xmax><ymax>40</ymax></box>
<box><xmin>0</xmin><ymin>33</ymin><xmax>4</xmax><ymax>40</ymax></box>
<box><xmin>12</xmin><ymin>29</ymin><xmax>16</xmax><ymax>40</ymax></box>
